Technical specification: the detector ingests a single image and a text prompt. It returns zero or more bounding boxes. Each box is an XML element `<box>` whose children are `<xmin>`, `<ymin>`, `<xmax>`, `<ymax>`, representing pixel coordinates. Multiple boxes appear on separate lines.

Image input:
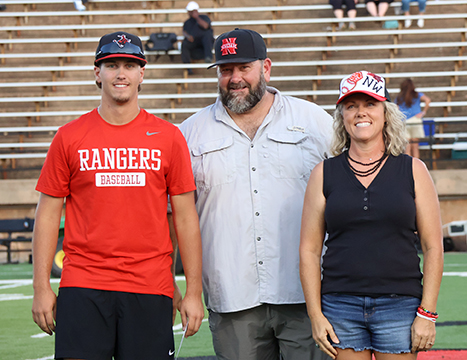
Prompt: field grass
<box><xmin>0</xmin><ymin>252</ymin><xmax>465</xmax><ymax>359</ymax></box>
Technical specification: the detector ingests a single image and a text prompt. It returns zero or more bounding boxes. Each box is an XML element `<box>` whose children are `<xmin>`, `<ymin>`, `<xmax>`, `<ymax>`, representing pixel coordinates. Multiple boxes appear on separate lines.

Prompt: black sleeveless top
<box><xmin>322</xmin><ymin>152</ymin><xmax>423</xmax><ymax>298</ymax></box>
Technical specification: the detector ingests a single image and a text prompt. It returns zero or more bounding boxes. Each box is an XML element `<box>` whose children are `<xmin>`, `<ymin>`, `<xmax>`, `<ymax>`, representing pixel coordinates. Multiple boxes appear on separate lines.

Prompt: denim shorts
<box><xmin>321</xmin><ymin>293</ymin><xmax>419</xmax><ymax>354</ymax></box>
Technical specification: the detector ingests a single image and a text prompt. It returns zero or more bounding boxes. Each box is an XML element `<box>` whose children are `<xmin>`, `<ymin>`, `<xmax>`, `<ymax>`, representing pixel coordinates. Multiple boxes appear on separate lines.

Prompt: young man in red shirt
<box><xmin>31</xmin><ymin>31</ymin><xmax>204</xmax><ymax>360</ymax></box>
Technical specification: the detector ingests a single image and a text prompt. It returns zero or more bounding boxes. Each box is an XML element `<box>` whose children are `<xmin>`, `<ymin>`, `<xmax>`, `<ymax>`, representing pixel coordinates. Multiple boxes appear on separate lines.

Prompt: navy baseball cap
<box><xmin>208</xmin><ymin>28</ymin><xmax>267</xmax><ymax>69</ymax></box>
<box><xmin>95</xmin><ymin>31</ymin><xmax>147</xmax><ymax>67</ymax></box>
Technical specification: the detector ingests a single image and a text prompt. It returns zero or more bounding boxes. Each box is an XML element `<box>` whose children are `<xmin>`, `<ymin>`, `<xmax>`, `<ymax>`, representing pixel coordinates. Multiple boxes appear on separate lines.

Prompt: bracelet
<box><xmin>416</xmin><ymin>312</ymin><xmax>437</xmax><ymax>323</ymax></box>
<box><xmin>418</xmin><ymin>306</ymin><xmax>439</xmax><ymax>318</ymax></box>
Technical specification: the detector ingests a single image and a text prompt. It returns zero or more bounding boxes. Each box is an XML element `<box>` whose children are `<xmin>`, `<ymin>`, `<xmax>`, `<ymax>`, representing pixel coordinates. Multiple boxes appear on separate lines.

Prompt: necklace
<box><xmin>345</xmin><ymin>151</ymin><xmax>388</xmax><ymax>177</ymax></box>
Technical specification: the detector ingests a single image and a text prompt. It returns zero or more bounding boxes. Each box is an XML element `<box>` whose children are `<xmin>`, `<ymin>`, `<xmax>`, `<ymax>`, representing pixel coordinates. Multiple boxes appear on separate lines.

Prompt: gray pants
<box><xmin>208</xmin><ymin>303</ymin><xmax>331</xmax><ymax>360</ymax></box>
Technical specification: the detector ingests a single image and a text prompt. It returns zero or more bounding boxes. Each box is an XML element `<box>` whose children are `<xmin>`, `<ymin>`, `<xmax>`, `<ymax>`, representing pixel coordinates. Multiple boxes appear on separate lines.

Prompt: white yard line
<box><xmin>0</xmin><ymin>294</ymin><xmax>33</xmax><ymax>301</ymax></box>
<box><xmin>443</xmin><ymin>272</ymin><xmax>467</xmax><ymax>277</ymax></box>
<box><xmin>0</xmin><ymin>279</ymin><xmax>59</xmax><ymax>290</ymax></box>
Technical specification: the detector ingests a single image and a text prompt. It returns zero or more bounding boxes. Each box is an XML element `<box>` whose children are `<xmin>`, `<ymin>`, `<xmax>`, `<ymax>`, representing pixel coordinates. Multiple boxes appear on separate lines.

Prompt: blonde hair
<box><xmin>330</xmin><ymin>101</ymin><xmax>408</xmax><ymax>157</ymax></box>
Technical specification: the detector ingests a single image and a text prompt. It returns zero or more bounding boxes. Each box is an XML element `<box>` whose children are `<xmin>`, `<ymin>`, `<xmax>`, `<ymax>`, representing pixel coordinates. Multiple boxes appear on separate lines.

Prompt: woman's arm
<box><xmin>419</xmin><ymin>94</ymin><xmax>431</xmax><ymax>117</ymax></box>
<box><xmin>410</xmin><ymin>158</ymin><xmax>444</xmax><ymax>352</ymax></box>
<box><xmin>299</xmin><ymin>162</ymin><xmax>339</xmax><ymax>359</ymax></box>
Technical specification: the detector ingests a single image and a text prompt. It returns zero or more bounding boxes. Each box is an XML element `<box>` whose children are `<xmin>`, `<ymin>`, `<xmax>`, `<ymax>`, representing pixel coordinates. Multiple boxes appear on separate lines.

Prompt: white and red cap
<box><xmin>337</xmin><ymin>70</ymin><xmax>391</xmax><ymax>105</ymax></box>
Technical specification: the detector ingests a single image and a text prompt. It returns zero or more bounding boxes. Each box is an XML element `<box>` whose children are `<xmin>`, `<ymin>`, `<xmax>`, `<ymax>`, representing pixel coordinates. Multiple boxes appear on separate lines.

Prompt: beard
<box><xmin>219</xmin><ymin>72</ymin><xmax>267</xmax><ymax>114</ymax></box>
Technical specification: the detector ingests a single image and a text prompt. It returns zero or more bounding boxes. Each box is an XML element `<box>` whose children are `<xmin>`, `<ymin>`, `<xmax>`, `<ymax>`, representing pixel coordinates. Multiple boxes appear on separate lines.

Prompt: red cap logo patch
<box><xmin>221</xmin><ymin>38</ymin><xmax>238</xmax><ymax>56</ymax></box>
<box><xmin>341</xmin><ymin>71</ymin><xmax>363</xmax><ymax>94</ymax></box>
<box><xmin>113</xmin><ymin>34</ymin><xmax>131</xmax><ymax>48</ymax></box>
<box><xmin>368</xmin><ymin>72</ymin><xmax>382</xmax><ymax>83</ymax></box>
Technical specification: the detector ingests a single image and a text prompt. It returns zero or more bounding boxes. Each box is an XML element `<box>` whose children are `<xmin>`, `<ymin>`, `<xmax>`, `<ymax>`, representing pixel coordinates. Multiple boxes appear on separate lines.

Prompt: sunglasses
<box><xmin>97</xmin><ymin>41</ymin><xmax>145</xmax><ymax>58</ymax></box>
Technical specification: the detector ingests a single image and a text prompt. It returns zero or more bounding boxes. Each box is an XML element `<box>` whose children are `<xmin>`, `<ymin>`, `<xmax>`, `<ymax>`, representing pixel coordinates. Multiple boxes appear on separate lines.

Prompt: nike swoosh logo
<box><xmin>146</xmin><ymin>131</ymin><xmax>160</xmax><ymax>136</ymax></box>
<box><xmin>169</xmin><ymin>350</ymin><xmax>175</xmax><ymax>356</ymax></box>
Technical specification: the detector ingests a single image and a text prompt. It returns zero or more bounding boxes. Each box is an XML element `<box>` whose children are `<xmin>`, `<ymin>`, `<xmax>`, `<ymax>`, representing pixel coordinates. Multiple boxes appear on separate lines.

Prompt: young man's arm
<box><xmin>31</xmin><ymin>193</ymin><xmax>64</xmax><ymax>335</ymax></box>
<box><xmin>168</xmin><ymin>212</ymin><xmax>183</xmax><ymax>324</ymax></box>
<box><xmin>170</xmin><ymin>191</ymin><xmax>204</xmax><ymax>337</ymax></box>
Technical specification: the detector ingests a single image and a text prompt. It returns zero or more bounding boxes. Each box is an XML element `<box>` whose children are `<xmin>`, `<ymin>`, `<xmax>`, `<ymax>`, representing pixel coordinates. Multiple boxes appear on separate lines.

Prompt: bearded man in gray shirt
<box><xmin>178</xmin><ymin>28</ymin><xmax>333</xmax><ymax>360</ymax></box>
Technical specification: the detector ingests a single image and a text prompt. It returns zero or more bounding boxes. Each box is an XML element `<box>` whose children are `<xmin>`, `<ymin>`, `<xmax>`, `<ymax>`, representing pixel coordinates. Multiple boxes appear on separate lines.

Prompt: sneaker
<box><xmin>349</xmin><ymin>22</ymin><xmax>356</xmax><ymax>30</ymax></box>
<box><xmin>187</xmin><ymin>69</ymin><xmax>194</xmax><ymax>76</ymax></box>
<box><xmin>204</xmin><ymin>56</ymin><xmax>212</xmax><ymax>63</ymax></box>
<box><xmin>0</xmin><ymin>4</ymin><xmax>6</xmax><ymax>11</ymax></box>
<box><xmin>73</xmin><ymin>0</ymin><xmax>86</xmax><ymax>11</ymax></box>
<box><xmin>417</xmin><ymin>18</ymin><xmax>424</xmax><ymax>28</ymax></box>
<box><xmin>337</xmin><ymin>22</ymin><xmax>346</xmax><ymax>31</ymax></box>
<box><xmin>404</xmin><ymin>19</ymin><xmax>412</xmax><ymax>28</ymax></box>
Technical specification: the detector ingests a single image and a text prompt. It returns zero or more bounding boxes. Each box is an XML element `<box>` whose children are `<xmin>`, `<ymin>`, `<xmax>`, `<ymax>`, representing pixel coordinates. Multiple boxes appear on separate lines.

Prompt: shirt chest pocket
<box><xmin>267</xmin><ymin>132</ymin><xmax>312</xmax><ymax>179</ymax></box>
<box><xmin>191</xmin><ymin>136</ymin><xmax>236</xmax><ymax>189</ymax></box>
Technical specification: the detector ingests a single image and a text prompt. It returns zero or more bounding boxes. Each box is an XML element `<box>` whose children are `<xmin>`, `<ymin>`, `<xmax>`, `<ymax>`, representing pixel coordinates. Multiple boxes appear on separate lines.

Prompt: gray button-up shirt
<box><xmin>180</xmin><ymin>87</ymin><xmax>333</xmax><ymax>313</ymax></box>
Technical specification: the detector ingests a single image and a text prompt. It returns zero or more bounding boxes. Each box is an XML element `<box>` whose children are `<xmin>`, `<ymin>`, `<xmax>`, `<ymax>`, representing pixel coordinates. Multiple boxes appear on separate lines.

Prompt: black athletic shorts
<box><xmin>55</xmin><ymin>287</ymin><xmax>174</xmax><ymax>360</ymax></box>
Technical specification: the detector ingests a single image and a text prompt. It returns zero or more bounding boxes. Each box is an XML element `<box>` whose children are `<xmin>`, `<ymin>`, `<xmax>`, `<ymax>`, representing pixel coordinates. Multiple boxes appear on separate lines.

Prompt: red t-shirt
<box><xmin>36</xmin><ymin>109</ymin><xmax>196</xmax><ymax>297</ymax></box>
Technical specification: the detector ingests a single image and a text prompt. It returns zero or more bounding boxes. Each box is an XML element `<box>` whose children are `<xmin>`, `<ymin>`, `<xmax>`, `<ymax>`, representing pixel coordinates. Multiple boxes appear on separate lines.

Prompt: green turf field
<box><xmin>0</xmin><ymin>252</ymin><xmax>465</xmax><ymax>359</ymax></box>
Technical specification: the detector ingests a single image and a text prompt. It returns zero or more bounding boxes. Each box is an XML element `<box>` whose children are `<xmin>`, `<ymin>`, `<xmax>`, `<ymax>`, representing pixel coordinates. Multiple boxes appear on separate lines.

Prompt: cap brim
<box><xmin>207</xmin><ymin>57</ymin><xmax>261</xmax><ymax>69</ymax></box>
<box><xmin>95</xmin><ymin>54</ymin><xmax>147</xmax><ymax>66</ymax></box>
<box><xmin>336</xmin><ymin>90</ymin><xmax>387</xmax><ymax>105</ymax></box>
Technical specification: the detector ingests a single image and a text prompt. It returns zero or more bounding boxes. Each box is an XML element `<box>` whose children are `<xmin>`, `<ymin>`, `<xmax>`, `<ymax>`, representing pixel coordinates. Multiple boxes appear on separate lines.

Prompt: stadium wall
<box><xmin>0</xmin><ymin>171</ymin><xmax>467</xmax><ymax>224</ymax></box>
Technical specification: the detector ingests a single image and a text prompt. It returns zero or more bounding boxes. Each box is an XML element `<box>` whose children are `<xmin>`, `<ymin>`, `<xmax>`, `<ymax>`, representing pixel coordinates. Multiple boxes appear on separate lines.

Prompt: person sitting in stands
<box><xmin>365</xmin><ymin>0</ymin><xmax>393</xmax><ymax>17</ymax></box>
<box><xmin>402</xmin><ymin>0</ymin><xmax>426</xmax><ymax>28</ymax></box>
<box><xmin>329</xmin><ymin>0</ymin><xmax>359</xmax><ymax>30</ymax></box>
<box><xmin>181</xmin><ymin>1</ymin><xmax>214</xmax><ymax>75</ymax></box>
<box><xmin>366</xmin><ymin>0</ymin><xmax>398</xmax><ymax>28</ymax></box>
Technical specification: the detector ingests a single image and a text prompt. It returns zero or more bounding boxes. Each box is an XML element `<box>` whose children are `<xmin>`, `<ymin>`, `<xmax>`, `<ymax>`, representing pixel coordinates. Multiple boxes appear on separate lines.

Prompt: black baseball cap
<box><xmin>208</xmin><ymin>28</ymin><xmax>267</xmax><ymax>69</ymax></box>
<box><xmin>95</xmin><ymin>31</ymin><xmax>147</xmax><ymax>67</ymax></box>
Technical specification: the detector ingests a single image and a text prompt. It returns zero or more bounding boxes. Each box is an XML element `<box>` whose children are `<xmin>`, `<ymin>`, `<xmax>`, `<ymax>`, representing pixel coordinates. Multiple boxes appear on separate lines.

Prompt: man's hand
<box><xmin>173</xmin><ymin>282</ymin><xmax>183</xmax><ymax>325</ymax></box>
<box><xmin>31</xmin><ymin>287</ymin><xmax>57</xmax><ymax>335</ymax></box>
<box><xmin>179</xmin><ymin>293</ymin><xmax>204</xmax><ymax>337</ymax></box>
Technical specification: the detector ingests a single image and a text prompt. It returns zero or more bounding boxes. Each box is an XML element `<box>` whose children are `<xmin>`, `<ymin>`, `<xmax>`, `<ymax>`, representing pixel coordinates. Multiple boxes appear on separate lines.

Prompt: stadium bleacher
<box><xmin>1</xmin><ymin>0</ymin><xmax>467</xmax><ymax>176</ymax></box>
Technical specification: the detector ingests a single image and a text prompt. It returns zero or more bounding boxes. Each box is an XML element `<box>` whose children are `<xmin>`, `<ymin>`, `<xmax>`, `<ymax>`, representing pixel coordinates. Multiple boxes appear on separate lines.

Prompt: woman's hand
<box><xmin>311</xmin><ymin>313</ymin><xmax>340</xmax><ymax>359</ymax></box>
<box><xmin>411</xmin><ymin>315</ymin><xmax>436</xmax><ymax>352</ymax></box>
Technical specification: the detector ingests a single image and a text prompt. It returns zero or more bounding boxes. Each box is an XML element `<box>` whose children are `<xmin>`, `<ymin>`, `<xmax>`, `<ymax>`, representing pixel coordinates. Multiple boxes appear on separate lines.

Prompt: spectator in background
<box><xmin>181</xmin><ymin>1</ymin><xmax>214</xmax><ymax>75</ymax></box>
<box><xmin>396</xmin><ymin>78</ymin><xmax>431</xmax><ymax>158</ymax></box>
<box><xmin>365</xmin><ymin>0</ymin><xmax>393</xmax><ymax>18</ymax></box>
<box><xmin>73</xmin><ymin>0</ymin><xmax>87</xmax><ymax>11</ymax></box>
<box><xmin>402</xmin><ymin>0</ymin><xmax>426</xmax><ymax>28</ymax></box>
<box><xmin>330</xmin><ymin>0</ymin><xmax>359</xmax><ymax>30</ymax></box>
<box><xmin>366</xmin><ymin>0</ymin><xmax>398</xmax><ymax>28</ymax></box>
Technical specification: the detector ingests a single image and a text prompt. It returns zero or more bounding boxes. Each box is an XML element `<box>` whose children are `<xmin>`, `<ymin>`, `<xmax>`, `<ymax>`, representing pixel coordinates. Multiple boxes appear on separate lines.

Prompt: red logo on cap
<box><xmin>341</xmin><ymin>71</ymin><xmax>363</xmax><ymax>94</ymax></box>
<box><xmin>368</xmin><ymin>72</ymin><xmax>382</xmax><ymax>83</ymax></box>
<box><xmin>221</xmin><ymin>38</ymin><xmax>238</xmax><ymax>56</ymax></box>
<box><xmin>113</xmin><ymin>34</ymin><xmax>131</xmax><ymax>48</ymax></box>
